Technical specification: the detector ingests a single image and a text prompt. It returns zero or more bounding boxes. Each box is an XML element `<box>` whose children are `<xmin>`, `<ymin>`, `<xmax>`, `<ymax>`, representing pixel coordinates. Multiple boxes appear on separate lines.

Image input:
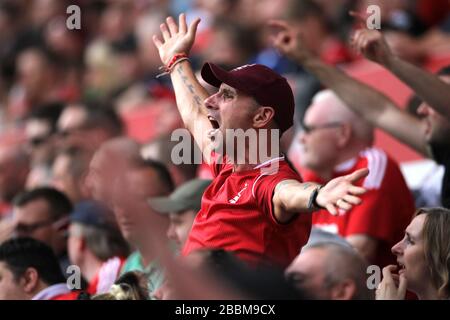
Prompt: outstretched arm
<box><xmin>351</xmin><ymin>13</ymin><xmax>450</xmax><ymax>121</ymax></box>
<box><xmin>272</xmin><ymin>168</ymin><xmax>368</xmax><ymax>223</ymax></box>
<box><xmin>153</xmin><ymin>14</ymin><xmax>214</xmax><ymax>164</ymax></box>
<box><xmin>268</xmin><ymin>20</ymin><xmax>430</xmax><ymax>157</ymax></box>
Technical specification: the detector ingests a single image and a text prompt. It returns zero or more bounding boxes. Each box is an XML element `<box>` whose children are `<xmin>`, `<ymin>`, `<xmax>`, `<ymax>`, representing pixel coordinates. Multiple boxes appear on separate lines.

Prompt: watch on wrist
<box><xmin>308</xmin><ymin>185</ymin><xmax>323</xmax><ymax>211</ymax></box>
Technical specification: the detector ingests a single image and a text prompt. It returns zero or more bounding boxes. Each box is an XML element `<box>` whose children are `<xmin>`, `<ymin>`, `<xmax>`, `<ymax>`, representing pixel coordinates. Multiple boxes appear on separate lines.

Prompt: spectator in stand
<box><xmin>151</xmin><ymin>13</ymin><xmax>368</xmax><ymax>269</ymax></box>
<box><xmin>286</xmin><ymin>242</ymin><xmax>374</xmax><ymax>300</ymax></box>
<box><xmin>0</xmin><ymin>237</ymin><xmax>77</xmax><ymax>300</ymax></box>
<box><xmin>51</xmin><ymin>147</ymin><xmax>92</xmax><ymax>204</ymax></box>
<box><xmin>295</xmin><ymin>89</ymin><xmax>415</xmax><ymax>267</ymax></box>
<box><xmin>86</xmin><ymin>137</ymin><xmax>142</xmax><ymax>206</ymax></box>
<box><xmin>114</xmin><ymin>158</ymin><xmax>174</xmax><ymax>297</ymax></box>
<box><xmin>12</xmin><ymin>187</ymin><xmax>72</xmax><ymax>274</ymax></box>
<box><xmin>68</xmin><ymin>200</ymin><xmax>129</xmax><ymax>295</ymax></box>
<box><xmin>56</xmin><ymin>102</ymin><xmax>124</xmax><ymax>152</ymax></box>
<box><xmin>149</xmin><ymin>179</ymin><xmax>211</xmax><ymax>248</ymax></box>
<box><xmin>0</xmin><ymin>143</ymin><xmax>29</xmax><ymax>217</ymax></box>
<box><xmin>24</xmin><ymin>102</ymin><xmax>64</xmax><ymax>189</ymax></box>
<box><xmin>142</xmin><ymin>134</ymin><xmax>199</xmax><ymax>186</ymax></box>
<box><xmin>267</xmin><ymin>0</ymin><xmax>355</xmax><ymax>125</ymax></box>
<box><xmin>376</xmin><ymin>207</ymin><xmax>450</xmax><ymax>300</ymax></box>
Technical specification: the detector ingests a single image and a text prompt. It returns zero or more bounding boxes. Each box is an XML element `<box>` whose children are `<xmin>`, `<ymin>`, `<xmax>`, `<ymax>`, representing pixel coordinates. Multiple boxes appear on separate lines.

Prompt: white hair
<box><xmin>310</xmin><ymin>89</ymin><xmax>374</xmax><ymax>144</ymax></box>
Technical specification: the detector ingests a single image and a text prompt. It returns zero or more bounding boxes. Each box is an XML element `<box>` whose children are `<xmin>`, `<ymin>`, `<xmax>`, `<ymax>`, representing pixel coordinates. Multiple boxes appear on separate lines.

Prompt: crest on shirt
<box><xmin>229</xmin><ymin>183</ymin><xmax>248</xmax><ymax>204</ymax></box>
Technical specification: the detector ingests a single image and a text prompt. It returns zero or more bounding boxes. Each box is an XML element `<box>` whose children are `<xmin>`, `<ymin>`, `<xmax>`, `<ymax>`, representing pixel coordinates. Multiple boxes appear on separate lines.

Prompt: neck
<box><xmin>313</xmin><ymin>146</ymin><xmax>366</xmax><ymax>181</ymax></box>
<box><xmin>81</xmin><ymin>255</ymin><xmax>103</xmax><ymax>283</ymax></box>
<box><xmin>231</xmin><ymin>129</ymin><xmax>282</xmax><ymax>172</ymax></box>
<box><xmin>135</xmin><ymin>241</ymin><xmax>158</xmax><ymax>268</ymax></box>
<box><xmin>417</xmin><ymin>285</ymin><xmax>440</xmax><ymax>300</ymax></box>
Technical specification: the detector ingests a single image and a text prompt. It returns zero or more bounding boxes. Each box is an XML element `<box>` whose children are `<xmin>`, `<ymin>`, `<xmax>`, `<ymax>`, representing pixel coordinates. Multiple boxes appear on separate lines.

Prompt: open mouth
<box><xmin>208</xmin><ymin>115</ymin><xmax>220</xmax><ymax>129</ymax></box>
<box><xmin>398</xmin><ymin>262</ymin><xmax>406</xmax><ymax>274</ymax></box>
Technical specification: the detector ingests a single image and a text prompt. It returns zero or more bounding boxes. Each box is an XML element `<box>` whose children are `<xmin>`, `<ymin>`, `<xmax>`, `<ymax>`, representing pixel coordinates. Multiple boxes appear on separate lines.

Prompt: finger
<box><xmin>179</xmin><ymin>13</ymin><xmax>187</xmax><ymax>33</ymax></box>
<box><xmin>267</xmin><ymin>19</ymin><xmax>289</xmax><ymax>31</ymax></box>
<box><xmin>160</xmin><ymin>23</ymin><xmax>171</xmax><ymax>41</ymax></box>
<box><xmin>152</xmin><ymin>35</ymin><xmax>163</xmax><ymax>49</ymax></box>
<box><xmin>271</xmin><ymin>30</ymin><xmax>289</xmax><ymax>50</ymax></box>
<box><xmin>398</xmin><ymin>274</ymin><xmax>407</xmax><ymax>299</ymax></box>
<box><xmin>348</xmin><ymin>185</ymin><xmax>366</xmax><ymax>195</ymax></box>
<box><xmin>166</xmin><ymin>16</ymin><xmax>178</xmax><ymax>35</ymax></box>
<box><xmin>337</xmin><ymin>199</ymin><xmax>352</xmax><ymax>211</ymax></box>
<box><xmin>346</xmin><ymin>168</ymin><xmax>369</xmax><ymax>183</ymax></box>
<box><xmin>349</xmin><ymin>10</ymin><xmax>367</xmax><ymax>28</ymax></box>
<box><xmin>382</xmin><ymin>265</ymin><xmax>397</xmax><ymax>283</ymax></box>
<box><xmin>187</xmin><ymin>17</ymin><xmax>201</xmax><ymax>38</ymax></box>
<box><xmin>326</xmin><ymin>203</ymin><xmax>338</xmax><ymax>216</ymax></box>
<box><xmin>343</xmin><ymin>194</ymin><xmax>362</xmax><ymax>205</ymax></box>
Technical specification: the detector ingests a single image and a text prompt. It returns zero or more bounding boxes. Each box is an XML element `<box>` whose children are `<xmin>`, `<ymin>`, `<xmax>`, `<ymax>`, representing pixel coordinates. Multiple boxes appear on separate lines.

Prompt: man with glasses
<box><xmin>11</xmin><ymin>187</ymin><xmax>73</xmax><ymax>276</ymax></box>
<box><xmin>296</xmin><ymin>89</ymin><xmax>415</xmax><ymax>268</ymax></box>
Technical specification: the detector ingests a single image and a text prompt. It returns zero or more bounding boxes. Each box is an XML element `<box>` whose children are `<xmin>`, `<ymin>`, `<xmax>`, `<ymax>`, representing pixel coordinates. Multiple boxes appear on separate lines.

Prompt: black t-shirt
<box><xmin>431</xmin><ymin>142</ymin><xmax>450</xmax><ymax>208</ymax></box>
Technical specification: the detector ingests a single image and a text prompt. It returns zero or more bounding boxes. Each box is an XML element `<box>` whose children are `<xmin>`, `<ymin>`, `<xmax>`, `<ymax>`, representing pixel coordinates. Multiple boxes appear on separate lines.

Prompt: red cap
<box><xmin>201</xmin><ymin>63</ymin><xmax>294</xmax><ymax>134</ymax></box>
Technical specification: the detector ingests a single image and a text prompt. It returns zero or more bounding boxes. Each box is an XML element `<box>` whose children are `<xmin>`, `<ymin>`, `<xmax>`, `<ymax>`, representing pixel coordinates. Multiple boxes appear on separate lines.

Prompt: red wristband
<box><xmin>167</xmin><ymin>53</ymin><xmax>188</xmax><ymax>70</ymax></box>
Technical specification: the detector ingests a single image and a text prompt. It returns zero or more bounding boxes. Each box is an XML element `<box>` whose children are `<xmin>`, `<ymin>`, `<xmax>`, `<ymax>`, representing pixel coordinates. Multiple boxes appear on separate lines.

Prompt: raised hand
<box><xmin>349</xmin><ymin>11</ymin><xmax>393</xmax><ymax>66</ymax></box>
<box><xmin>316</xmin><ymin>168</ymin><xmax>369</xmax><ymax>215</ymax></box>
<box><xmin>152</xmin><ymin>13</ymin><xmax>200</xmax><ymax>66</ymax></box>
<box><xmin>267</xmin><ymin>19</ymin><xmax>312</xmax><ymax>63</ymax></box>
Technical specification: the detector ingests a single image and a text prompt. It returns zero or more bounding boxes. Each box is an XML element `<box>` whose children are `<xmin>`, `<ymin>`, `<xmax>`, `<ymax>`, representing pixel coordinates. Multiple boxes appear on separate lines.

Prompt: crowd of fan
<box><xmin>0</xmin><ymin>0</ymin><xmax>449</xmax><ymax>300</ymax></box>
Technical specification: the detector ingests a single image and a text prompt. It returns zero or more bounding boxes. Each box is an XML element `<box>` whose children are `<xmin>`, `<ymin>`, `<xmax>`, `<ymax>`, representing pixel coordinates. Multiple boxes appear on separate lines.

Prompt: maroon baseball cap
<box><xmin>201</xmin><ymin>63</ymin><xmax>295</xmax><ymax>134</ymax></box>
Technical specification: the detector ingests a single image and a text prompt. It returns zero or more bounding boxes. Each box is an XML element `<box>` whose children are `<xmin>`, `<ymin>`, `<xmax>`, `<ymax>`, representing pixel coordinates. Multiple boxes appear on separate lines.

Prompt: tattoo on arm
<box><xmin>302</xmin><ymin>183</ymin><xmax>312</xmax><ymax>190</ymax></box>
<box><xmin>176</xmin><ymin>65</ymin><xmax>203</xmax><ymax>107</ymax></box>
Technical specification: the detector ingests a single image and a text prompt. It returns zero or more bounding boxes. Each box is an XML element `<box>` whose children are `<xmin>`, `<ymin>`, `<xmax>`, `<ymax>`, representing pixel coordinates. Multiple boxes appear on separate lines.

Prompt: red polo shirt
<box><xmin>183</xmin><ymin>154</ymin><xmax>312</xmax><ymax>268</ymax></box>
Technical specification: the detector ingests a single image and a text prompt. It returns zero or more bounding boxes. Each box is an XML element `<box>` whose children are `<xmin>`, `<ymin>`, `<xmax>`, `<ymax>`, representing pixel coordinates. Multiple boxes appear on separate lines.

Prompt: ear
<box><xmin>330</xmin><ymin>279</ymin><xmax>356</xmax><ymax>300</ymax></box>
<box><xmin>336</xmin><ymin>123</ymin><xmax>352</xmax><ymax>148</ymax></box>
<box><xmin>253</xmin><ymin>106</ymin><xmax>275</xmax><ymax>129</ymax></box>
<box><xmin>21</xmin><ymin>268</ymin><xmax>40</xmax><ymax>294</ymax></box>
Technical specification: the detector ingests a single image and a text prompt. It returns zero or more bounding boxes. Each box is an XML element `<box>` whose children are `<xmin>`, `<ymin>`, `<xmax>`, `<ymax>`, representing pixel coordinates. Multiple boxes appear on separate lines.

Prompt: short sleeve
<box><xmin>252</xmin><ymin>165</ymin><xmax>302</xmax><ymax>225</ymax></box>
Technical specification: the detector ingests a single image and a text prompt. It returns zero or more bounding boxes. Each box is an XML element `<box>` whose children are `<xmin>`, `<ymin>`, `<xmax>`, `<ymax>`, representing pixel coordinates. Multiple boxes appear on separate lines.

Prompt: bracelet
<box><xmin>156</xmin><ymin>53</ymin><xmax>189</xmax><ymax>78</ymax></box>
<box><xmin>307</xmin><ymin>185</ymin><xmax>323</xmax><ymax>211</ymax></box>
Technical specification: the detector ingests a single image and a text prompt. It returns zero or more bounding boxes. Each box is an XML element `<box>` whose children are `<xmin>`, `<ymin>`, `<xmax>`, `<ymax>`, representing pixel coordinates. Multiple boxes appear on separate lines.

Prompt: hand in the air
<box><xmin>152</xmin><ymin>13</ymin><xmax>200</xmax><ymax>66</ymax></box>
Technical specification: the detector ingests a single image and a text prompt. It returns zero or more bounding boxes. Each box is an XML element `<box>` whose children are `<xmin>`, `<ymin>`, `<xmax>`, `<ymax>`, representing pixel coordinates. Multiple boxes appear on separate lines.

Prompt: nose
<box><xmin>204</xmin><ymin>93</ymin><xmax>219</xmax><ymax>111</ymax></box>
<box><xmin>416</xmin><ymin>103</ymin><xmax>430</xmax><ymax>117</ymax></box>
<box><xmin>166</xmin><ymin>224</ymin><xmax>177</xmax><ymax>243</ymax></box>
<box><xmin>391</xmin><ymin>239</ymin><xmax>404</xmax><ymax>256</ymax></box>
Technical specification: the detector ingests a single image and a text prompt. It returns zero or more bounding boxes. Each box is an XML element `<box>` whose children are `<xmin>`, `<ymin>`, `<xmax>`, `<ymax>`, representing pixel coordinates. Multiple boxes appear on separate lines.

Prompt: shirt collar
<box><xmin>334</xmin><ymin>157</ymin><xmax>358</xmax><ymax>173</ymax></box>
<box><xmin>32</xmin><ymin>283</ymin><xmax>70</xmax><ymax>300</ymax></box>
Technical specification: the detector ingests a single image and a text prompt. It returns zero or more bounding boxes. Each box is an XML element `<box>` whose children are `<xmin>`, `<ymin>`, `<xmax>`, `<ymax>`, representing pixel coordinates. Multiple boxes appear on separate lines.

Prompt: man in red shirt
<box><xmin>296</xmin><ymin>89</ymin><xmax>415</xmax><ymax>267</ymax></box>
<box><xmin>152</xmin><ymin>14</ymin><xmax>368</xmax><ymax>267</ymax></box>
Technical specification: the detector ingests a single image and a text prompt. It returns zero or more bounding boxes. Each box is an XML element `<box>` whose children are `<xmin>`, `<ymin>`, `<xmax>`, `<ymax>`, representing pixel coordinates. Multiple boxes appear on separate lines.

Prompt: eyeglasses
<box><xmin>29</xmin><ymin>136</ymin><xmax>49</xmax><ymax>147</ymax></box>
<box><xmin>302</xmin><ymin>122</ymin><xmax>343</xmax><ymax>134</ymax></box>
<box><xmin>15</xmin><ymin>219</ymin><xmax>54</xmax><ymax>235</ymax></box>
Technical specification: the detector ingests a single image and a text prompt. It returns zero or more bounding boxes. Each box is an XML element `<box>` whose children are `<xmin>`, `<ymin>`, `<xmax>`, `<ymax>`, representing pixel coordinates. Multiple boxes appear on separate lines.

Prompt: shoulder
<box><xmin>251</xmin><ymin>158</ymin><xmax>301</xmax><ymax>198</ymax></box>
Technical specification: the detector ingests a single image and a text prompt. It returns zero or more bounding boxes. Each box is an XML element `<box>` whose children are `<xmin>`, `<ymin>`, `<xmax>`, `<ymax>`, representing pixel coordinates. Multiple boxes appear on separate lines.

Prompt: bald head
<box><xmin>86</xmin><ymin>137</ymin><xmax>142</xmax><ymax>204</ymax></box>
<box><xmin>286</xmin><ymin>242</ymin><xmax>373</xmax><ymax>300</ymax></box>
<box><xmin>307</xmin><ymin>90</ymin><xmax>374</xmax><ymax>145</ymax></box>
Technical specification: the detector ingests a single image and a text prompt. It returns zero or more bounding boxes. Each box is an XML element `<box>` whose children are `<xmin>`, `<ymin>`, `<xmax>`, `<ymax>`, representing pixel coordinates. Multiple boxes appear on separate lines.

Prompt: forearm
<box><xmin>301</xmin><ymin>54</ymin><xmax>391</xmax><ymax>122</ymax></box>
<box><xmin>170</xmin><ymin>61</ymin><xmax>209</xmax><ymax>127</ymax></box>
<box><xmin>384</xmin><ymin>55</ymin><xmax>450</xmax><ymax>120</ymax></box>
<box><xmin>277</xmin><ymin>181</ymin><xmax>320</xmax><ymax>214</ymax></box>
<box><xmin>298</xmin><ymin>54</ymin><xmax>429</xmax><ymax>155</ymax></box>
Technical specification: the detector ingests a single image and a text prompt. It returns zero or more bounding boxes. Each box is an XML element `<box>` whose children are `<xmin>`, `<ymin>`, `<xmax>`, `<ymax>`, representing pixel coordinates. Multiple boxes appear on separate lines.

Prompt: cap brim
<box><xmin>147</xmin><ymin>197</ymin><xmax>188</xmax><ymax>214</ymax></box>
<box><xmin>201</xmin><ymin>63</ymin><xmax>235</xmax><ymax>88</ymax></box>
